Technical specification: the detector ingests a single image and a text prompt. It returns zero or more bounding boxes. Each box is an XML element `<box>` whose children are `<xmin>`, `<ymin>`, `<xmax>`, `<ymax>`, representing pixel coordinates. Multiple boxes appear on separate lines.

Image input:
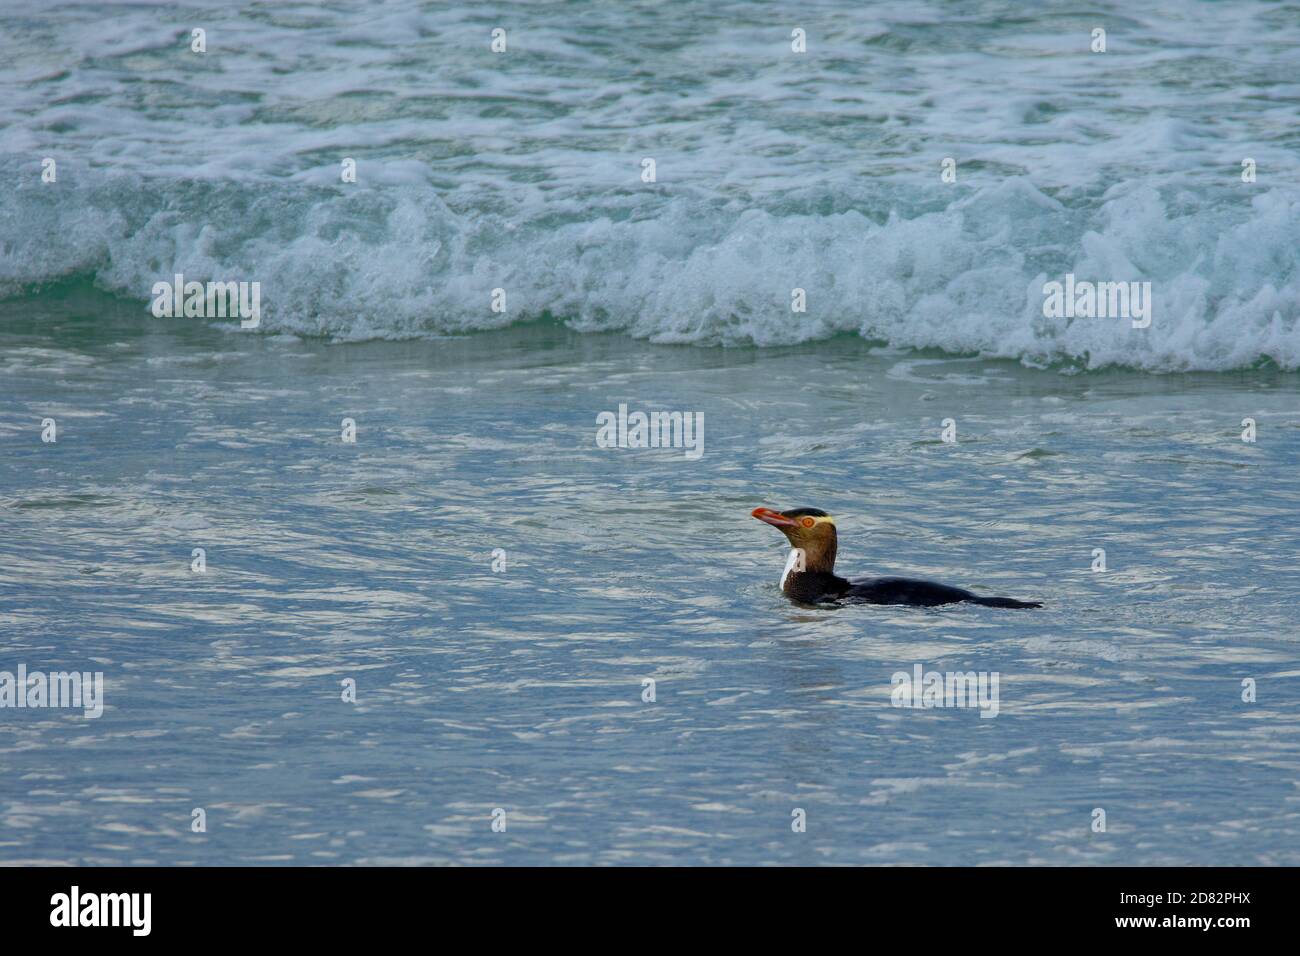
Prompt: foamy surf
<box><xmin>3</xmin><ymin>170</ymin><xmax>1296</xmax><ymax>370</ymax></box>
<box><xmin>1</xmin><ymin>0</ymin><xmax>1298</xmax><ymax>370</ymax></box>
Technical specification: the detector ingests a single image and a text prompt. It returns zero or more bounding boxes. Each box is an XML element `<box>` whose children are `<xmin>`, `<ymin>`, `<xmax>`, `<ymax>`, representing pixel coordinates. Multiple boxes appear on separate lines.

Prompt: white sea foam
<box><xmin>3</xmin><ymin>169</ymin><xmax>1296</xmax><ymax>370</ymax></box>
<box><xmin>1</xmin><ymin>0</ymin><xmax>1297</xmax><ymax>370</ymax></box>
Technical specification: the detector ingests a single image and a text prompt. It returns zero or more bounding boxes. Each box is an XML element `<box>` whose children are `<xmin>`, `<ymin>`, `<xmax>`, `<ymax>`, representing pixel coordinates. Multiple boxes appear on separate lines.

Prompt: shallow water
<box><xmin>2</xmin><ymin>286</ymin><xmax>1298</xmax><ymax>865</ymax></box>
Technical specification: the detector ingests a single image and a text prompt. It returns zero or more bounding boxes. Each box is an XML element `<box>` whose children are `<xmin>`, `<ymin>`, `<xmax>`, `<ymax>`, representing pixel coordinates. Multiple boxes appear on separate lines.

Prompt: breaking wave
<box><xmin>2</xmin><ymin>0</ymin><xmax>1297</xmax><ymax>371</ymax></box>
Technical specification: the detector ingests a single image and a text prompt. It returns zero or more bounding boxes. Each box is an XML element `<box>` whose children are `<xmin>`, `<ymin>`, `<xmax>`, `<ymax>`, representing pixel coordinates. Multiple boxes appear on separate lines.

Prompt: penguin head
<box><xmin>751</xmin><ymin>506</ymin><xmax>838</xmax><ymax>572</ymax></box>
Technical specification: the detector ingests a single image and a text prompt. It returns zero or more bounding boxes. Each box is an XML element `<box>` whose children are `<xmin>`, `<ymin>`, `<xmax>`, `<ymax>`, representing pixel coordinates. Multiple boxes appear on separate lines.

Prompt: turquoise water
<box><xmin>1</xmin><ymin>1</ymin><xmax>1299</xmax><ymax>865</ymax></box>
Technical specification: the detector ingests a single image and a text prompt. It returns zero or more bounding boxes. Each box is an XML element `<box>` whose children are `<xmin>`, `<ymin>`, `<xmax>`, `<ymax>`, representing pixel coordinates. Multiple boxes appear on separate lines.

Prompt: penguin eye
<box><xmin>801</xmin><ymin>517</ymin><xmax>815</xmax><ymax>528</ymax></box>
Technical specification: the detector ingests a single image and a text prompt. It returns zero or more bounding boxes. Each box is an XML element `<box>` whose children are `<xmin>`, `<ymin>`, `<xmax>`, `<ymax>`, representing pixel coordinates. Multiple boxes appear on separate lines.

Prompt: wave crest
<box><xmin>2</xmin><ymin>167</ymin><xmax>1297</xmax><ymax>371</ymax></box>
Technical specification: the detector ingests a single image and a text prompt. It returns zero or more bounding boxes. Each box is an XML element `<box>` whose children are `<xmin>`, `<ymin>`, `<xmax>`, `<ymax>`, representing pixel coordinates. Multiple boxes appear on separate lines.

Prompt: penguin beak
<box><xmin>752</xmin><ymin>507</ymin><xmax>797</xmax><ymax>528</ymax></box>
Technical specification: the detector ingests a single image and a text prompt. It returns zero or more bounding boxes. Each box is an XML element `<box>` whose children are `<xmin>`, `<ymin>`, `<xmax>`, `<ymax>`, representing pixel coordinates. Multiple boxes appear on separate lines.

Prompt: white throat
<box><xmin>780</xmin><ymin>547</ymin><xmax>806</xmax><ymax>588</ymax></box>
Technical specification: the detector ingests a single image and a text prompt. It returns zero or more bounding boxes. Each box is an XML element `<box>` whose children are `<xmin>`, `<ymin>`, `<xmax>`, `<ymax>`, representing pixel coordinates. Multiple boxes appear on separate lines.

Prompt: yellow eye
<box><xmin>801</xmin><ymin>517</ymin><xmax>815</xmax><ymax>528</ymax></box>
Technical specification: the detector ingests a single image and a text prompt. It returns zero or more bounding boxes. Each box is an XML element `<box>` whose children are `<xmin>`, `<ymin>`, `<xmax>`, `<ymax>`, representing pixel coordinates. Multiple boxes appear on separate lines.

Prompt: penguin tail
<box><xmin>972</xmin><ymin>596</ymin><xmax>1042</xmax><ymax>609</ymax></box>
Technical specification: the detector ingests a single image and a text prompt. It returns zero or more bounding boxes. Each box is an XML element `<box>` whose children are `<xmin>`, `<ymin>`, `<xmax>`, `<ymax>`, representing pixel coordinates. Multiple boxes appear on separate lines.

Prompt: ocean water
<box><xmin>1</xmin><ymin>0</ymin><xmax>1299</xmax><ymax>865</ymax></box>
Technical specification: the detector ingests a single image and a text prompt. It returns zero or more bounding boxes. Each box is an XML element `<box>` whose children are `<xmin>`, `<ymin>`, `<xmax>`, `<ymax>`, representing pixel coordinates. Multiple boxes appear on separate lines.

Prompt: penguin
<box><xmin>752</xmin><ymin>506</ymin><xmax>1041</xmax><ymax>608</ymax></box>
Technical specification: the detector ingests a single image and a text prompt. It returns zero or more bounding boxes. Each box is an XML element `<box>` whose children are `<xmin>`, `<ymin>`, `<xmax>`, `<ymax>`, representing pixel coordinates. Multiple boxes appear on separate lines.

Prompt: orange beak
<box><xmin>752</xmin><ymin>507</ymin><xmax>797</xmax><ymax>528</ymax></box>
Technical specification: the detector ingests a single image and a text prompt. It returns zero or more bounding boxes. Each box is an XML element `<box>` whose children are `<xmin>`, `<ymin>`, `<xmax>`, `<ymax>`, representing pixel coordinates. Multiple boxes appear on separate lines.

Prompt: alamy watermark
<box><xmin>0</xmin><ymin>664</ymin><xmax>104</xmax><ymax>718</ymax></box>
<box><xmin>150</xmin><ymin>273</ymin><xmax>261</xmax><ymax>328</ymax></box>
<box><xmin>1042</xmin><ymin>274</ymin><xmax>1151</xmax><ymax>329</ymax></box>
<box><xmin>890</xmin><ymin>664</ymin><xmax>1000</xmax><ymax>718</ymax></box>
<box><xmin>50</xmin><ymin>886</ymin><xmax>150</xmax><ymax>936</ymax></box>
<box><xmin>596</xmin><ymin>403</ymin><xmax>704</xmax><ymax>460</ymax></box>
